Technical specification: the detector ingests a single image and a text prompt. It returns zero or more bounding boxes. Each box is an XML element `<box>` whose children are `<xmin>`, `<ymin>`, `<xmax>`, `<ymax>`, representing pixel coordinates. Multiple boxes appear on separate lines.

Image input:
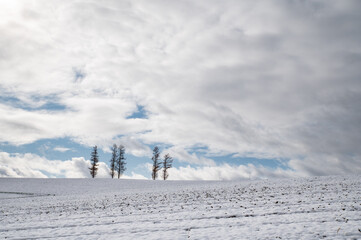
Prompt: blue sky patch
<box><xmin>212</xmin><ymin>154</ymin><xmax>290</xmax><ymax>170</ymax></box>
<box><xmin>0</xmin><ymin>95</ymin><xmax>67</xmax><ymax>111</ymax></box>
<box><xmin>127</xmin><ymin>105</ymin><xmax>147</xmax><ymax>119</ymax></box>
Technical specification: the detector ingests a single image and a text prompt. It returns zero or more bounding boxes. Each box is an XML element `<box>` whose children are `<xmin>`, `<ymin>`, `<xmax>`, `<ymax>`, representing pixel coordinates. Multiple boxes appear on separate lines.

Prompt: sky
<box><xmin>0</xmin><ymin>0</ymin><xmax>360</xmax><ymax>180</ymax></box>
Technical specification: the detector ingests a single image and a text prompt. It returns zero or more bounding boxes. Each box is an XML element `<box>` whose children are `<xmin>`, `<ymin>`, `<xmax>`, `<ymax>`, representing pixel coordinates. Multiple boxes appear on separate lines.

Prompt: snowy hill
<box><xmin>1</xmin><ymin>175</ymin><xmax>360</xmax><ymax>239</ymax></box>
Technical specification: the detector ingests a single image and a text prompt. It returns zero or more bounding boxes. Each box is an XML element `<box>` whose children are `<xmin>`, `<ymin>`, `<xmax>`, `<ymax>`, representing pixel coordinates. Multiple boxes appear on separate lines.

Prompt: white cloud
<box><xmin>289</xmin><ymin>155</ymin><xmax>361</xmax><ymax>177</ymax></box>
<box><xmin>167</xmin><ymin>164</ymin><xmax>307</xmax><ymax>181</ymax></box>
<box><xmin>0</xmin><ymin>151</ymin><xmax>149</xmax><ymax>179</ymax></box>
<box><xmin>122</xmin><ymin>172</ymin><xmax>148</xmax><ymax>180</ymax></box>
<box><xmin>0</xmin><ymin>0</ymin><xmax>360</xmax><ymax>176</ymax></box>
<box><xmin>53</xmin><ymin>147</ymin><xmax>71</xmax><ymax>152</ymax></box>
<box><xmin>0</xmin><ymin>149</ymin><xmax>357</xmax><ymax>180</ymax></box>
<box><xmin>124</xmin><ymin>161</ymin><xmax>302</xmax><ymax>181</ymax></box>
<box><xmin>0</xmin><ymin>151</ymin><xmax>104</xmax><ymax>178</ymax></box>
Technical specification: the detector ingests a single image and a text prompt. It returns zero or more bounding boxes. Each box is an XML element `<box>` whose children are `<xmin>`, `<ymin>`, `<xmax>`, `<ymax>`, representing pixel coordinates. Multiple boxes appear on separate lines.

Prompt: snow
<box><xmin>0</xmin><ymin>175</ymin><xmax>360</xmax><ymax>239</ymax></box>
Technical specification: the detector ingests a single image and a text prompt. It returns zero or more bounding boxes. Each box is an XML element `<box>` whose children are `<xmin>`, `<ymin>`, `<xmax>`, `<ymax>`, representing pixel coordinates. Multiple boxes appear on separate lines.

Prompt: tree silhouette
<box><xmin>151</xmin><ymin>146</ymin><xmax>161</xmax><ymax>180</ymax></box>
<box><xmin>116</xmin><ymin>145</ymin><xmax>126</xmax><ymax>178</ymax></box>
<box><xmin>162</xmin><ymin>153</ymin><xmax>173</xmax><ymax>180</ymax></box>
<box><xmin>110</xmin><ymin>144</ymin><xmax>117</xmax><ymax>178</ymax></box>
<box><xmin>89</xmin><ymin>145</ymin><xmax>99</xmax><ymax>178</ymax></box>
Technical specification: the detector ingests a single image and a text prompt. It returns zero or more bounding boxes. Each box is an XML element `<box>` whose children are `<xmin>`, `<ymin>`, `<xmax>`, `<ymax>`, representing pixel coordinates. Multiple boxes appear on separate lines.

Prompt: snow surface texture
<box><xmin>0</xmin><ymin>175</ymin><xmax>360</xmax><ymax>239</ymax></box>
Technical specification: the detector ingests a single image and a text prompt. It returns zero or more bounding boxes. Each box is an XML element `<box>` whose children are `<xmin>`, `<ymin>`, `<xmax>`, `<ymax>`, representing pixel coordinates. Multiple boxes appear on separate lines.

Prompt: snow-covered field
<box><xmin>0</xmin><ymin>175</ymin><xmax>360</xmax><ymax>239</ymax></box>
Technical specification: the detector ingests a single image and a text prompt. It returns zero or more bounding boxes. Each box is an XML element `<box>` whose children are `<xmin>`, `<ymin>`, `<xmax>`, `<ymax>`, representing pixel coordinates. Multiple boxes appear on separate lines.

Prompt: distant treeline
<box><xmin>89</xmin><ymin>145</ymin><xmax>173</xmax><ymax>180</ymax></box>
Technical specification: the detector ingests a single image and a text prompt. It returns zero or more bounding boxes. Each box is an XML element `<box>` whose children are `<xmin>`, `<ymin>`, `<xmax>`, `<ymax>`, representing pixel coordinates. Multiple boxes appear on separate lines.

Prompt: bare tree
<box><xmin>162</xmin><ymin>153</ymin><xmax>173</xmax><ymax>180</ymax></box>
<box><xmin>89</xmin><ymin>145</ymin><xmax>99</xmax><ymax>178</ymax></box>
<box><xmin>110</xmin><ymin>144</ymin><xmax>117</xmax><ymax>178</ymax></box>
<box><xmin>151</xmin><ymin>146</ymin><xmax>161</xmax><ymax>180</ymax></box>
<box><xmin>116</xmin><ymin>145</ymin><xmax>126</xmax><ymax>178</ymax></box>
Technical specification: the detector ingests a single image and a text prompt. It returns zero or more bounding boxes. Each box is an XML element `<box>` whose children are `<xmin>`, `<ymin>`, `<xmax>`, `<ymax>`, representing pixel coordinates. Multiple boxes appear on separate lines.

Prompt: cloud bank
<box><xmin>0</xmin><ymin>151</ymin><xmax>147</xmax><ymax>179</ymax></box>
